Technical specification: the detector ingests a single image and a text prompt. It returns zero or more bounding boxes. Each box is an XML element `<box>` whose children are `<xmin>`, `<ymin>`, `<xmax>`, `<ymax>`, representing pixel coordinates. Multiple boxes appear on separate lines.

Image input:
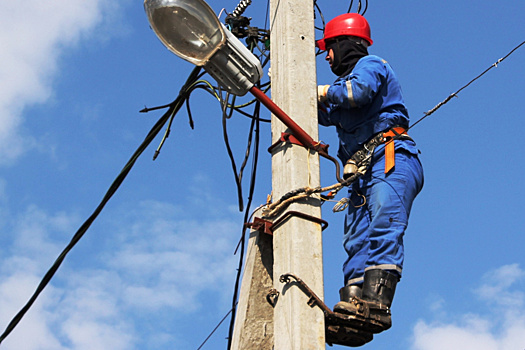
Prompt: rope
<box><xmin>262</xmin><ymin>182</ymin><xmax>345</xmax><ymax>218</ymax></box>
<box><xmin>263</xmin><ymin>40</ymin><xmax>525</xmax><ymax>218</ymax></box>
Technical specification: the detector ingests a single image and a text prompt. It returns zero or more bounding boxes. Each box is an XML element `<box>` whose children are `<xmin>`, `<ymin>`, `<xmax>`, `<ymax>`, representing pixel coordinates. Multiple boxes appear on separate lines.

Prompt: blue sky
<box><xmin>0</xmin><ymin>1</ymin><xmax>524</xmax><ymax>349</ymax></box>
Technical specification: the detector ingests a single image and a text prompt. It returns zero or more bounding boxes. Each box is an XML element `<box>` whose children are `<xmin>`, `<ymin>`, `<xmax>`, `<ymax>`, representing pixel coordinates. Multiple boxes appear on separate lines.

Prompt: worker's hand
<box><xmin>317</xmin><ymin>85</ymin><xmax>330</xmax><ymax>104</ymax></box>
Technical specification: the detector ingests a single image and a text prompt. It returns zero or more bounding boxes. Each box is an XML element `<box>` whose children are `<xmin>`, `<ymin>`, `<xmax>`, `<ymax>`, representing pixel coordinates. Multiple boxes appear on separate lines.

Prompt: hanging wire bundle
<box><xmin>1</xmin><ymin>0</ymin><xmax>523</xmax><ymax>347</ymax></box>
<box><xmin>347</xmin><ymin>0</ymin><xmax>368</xmax><ymax>14</ymax></box>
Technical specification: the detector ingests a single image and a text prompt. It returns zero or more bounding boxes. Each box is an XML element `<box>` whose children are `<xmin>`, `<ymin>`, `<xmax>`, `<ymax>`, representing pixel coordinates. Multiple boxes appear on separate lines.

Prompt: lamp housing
<box><xmin>144</xmin><ymin>0</ymin><xmax>262</xmax><ymax>96</ymax></box>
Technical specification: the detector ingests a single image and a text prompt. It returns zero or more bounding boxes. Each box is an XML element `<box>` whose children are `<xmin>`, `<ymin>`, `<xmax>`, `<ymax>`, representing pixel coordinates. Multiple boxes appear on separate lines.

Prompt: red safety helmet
<box><xmin>316</xmin><ymin>13</ymin><xmax>373</xmax><ymax>51</ymax></box>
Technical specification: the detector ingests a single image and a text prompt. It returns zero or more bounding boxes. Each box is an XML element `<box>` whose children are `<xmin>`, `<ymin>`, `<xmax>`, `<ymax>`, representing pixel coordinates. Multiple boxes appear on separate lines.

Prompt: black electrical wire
<box><xmin>185</xmin><ymin>98</ymin><xmax>196</xmax><ymax>129</ymax></box>
<box><xmin>237</xmin><ymin>111</ymin><xmax>257</xmax><ymax>197</ymax></box>
<box><xmin>0</xmin><ymin>66</ymin><xmax>203</xmax><ymax>347</ymax></box>
<box><xmin>233</xmin><ymin>105</ymin><xmax>270</xmax><ymax>122</ymax></box>
<box><xmin>196</xmin><ymin>305</ymin><xmax>236</xmax><ymax>350</ymax></box>
<box><xmin>264</xmin><ymin>0</ymin><xmax>270</xmax><ymax>33</ymax></box>
<box><xmin>222</xmin><ymin>89</ymin><xmax>261</xmax><ymax>213</ymax></box>
<box><xmin>184</xmin><ymin>75</ymin><xmax>265</xmax><ymax>349</ymax></box>
<box><xmin>409</xmin><ymin>40</ymin><xmax>525</xmax><ymax>131</ymax></box>
<box><xmin>314</xmin><ymin>1</ymin><xmax>326</xmax><ymax>56</ymax></box>
<box><xmin>314</xmin><ymin>0</ymin><xmax>326</xmax><ymax>31</ymax></box>
<box><xmin>195</xmin><ymin>34</ymin><xmax>525</xmax><ymax>350</ymax></box>
<box><xmin>151</xmin><ymin>70</ymin><xmax>207</xmax><ymax>160</ymax></box>
<box><xmin>185</xmin><ymin>80</ymin><xmax>271</xmax><ymax>123</ymax></box>
<box><xmin>361</xmin><ymin>0</ymin><xmax>368</xmax><ymax>15</ymax></box>
<box><xmin>347</xmin><ymin>0</ymin><xmax>354</xmax><ymax>13</ymax></box>
<box><xmin>255</xmin><ymin>42</ymin><xmax>270</xmax><ymax>60</ymax></box>
<box><xmin>226</xmin><ymin>98</ymin><xmax>261</xmax><ymax>350</ymax></box>
<box><xmin>221</xmin><ymin>90</ymin><xmax>246</xmax><ymax>212</ymax></box>
<box><xmin>346</xmin><ymin>0</ymin><xmax>368</xmax><ymax>15</ymax></box>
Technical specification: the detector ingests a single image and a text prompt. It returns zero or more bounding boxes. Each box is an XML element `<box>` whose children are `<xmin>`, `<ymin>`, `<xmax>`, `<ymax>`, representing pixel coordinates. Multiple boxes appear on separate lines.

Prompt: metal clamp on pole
<box><xmin>246</xmin><ymin>211</ymin><xmax>328</xmax><ymax>237</ymax></box>
<box><xmin>279</xmin><ymin>273</ymin><xmax>375</xmax><ymax>347</ymax></box>
<box><xmin>244</xmin><ymin>217</ymin><xmax>274</xmax><ymax>236</ymax></box>
<box><xmin>250</xmin><ymin>86</ymin><xmax>329</xmax><ymax>155</ymax></box>
<box><xmin>271</xmin><ymin>211</ymin><xmax>328</xmax><ymax>233</ymax></box>
<box><xmin>279</xmin><ymin>273</ymin><xmax>332</xmax><ymax>314</ymax></box>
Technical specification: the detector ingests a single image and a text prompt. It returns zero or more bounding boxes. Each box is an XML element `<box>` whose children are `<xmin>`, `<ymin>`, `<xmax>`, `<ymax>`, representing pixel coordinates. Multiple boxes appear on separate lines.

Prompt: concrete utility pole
<box><xmin>231</xmin><ymin>2</ymin><xmax>324</xmax><ymax>350</ymax></box>
<box><xmin>269</xmin><ymin>0</ymin><xmax>325</xmax><ymax>349</ymax></box>
<box><xmin>230</xmin><ymin>216</ymin><xmax>274</xmax><ymax>349</ymax></box>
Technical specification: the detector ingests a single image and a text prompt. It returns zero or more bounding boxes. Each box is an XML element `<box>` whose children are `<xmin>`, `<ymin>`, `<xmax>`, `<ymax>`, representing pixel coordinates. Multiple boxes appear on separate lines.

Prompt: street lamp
<box><xmin>144</xmin><ymin>0</ymin><xmax>329</xmax><ymax>155</ymax></box>
<box><xmin>144</xmin><ymin>0</ymin><xmax>262</xmax><ymax>96</ymax></box>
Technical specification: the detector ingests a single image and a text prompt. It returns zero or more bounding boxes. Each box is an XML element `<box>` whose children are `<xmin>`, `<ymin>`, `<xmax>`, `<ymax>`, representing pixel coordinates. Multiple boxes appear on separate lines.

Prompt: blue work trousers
<box><xmin>342</xmin><ymin>146</ymin><xmax>424</xmax><ymax>285</ymax></box>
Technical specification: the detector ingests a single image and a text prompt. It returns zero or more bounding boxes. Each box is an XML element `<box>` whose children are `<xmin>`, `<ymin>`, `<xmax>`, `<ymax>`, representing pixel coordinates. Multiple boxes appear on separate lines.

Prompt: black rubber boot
<box><xmin>332</xmin><ymin>283</ymin><xmax>384</xmax><ymax>334</ymax></box>
<box><xmin>327</xmin><ymin>284</ymin><xmax>374</xmax><ymax>346</ymax></box>
<box><xmin>361</xmin><ymin>269</ymin><xmax>399</xmax><ymax>332</ymax></box>
<box><xmin>333</xmin><ymin>285</ymin><xmax>363</xmax><ymax>315</ymax></box>
<box><xmin>340</xmin><ymin>284</ymin><xmax>363</xmax><ymax>300</ymax></box>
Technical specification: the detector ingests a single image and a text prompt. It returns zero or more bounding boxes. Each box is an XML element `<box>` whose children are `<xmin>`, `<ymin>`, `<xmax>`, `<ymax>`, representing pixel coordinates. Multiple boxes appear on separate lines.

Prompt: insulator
<box><xmin>232</xmin><ymin>0</ymin><xmax>252</xmax><ymax>17</ymax></box>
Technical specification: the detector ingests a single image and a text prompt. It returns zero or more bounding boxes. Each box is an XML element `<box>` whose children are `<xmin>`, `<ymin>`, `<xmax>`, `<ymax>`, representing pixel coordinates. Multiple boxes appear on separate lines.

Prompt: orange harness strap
<box><xmin>383</xmin><ymin>127</ymin><xmax>407</xmax><ymax>174</ymax></box>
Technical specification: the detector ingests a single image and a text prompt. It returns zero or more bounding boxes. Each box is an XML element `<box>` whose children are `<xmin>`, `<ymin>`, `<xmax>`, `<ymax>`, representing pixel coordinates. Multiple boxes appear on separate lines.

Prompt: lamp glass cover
<box><xmin>144</xmin><ymin>0</ymin><xmax>225</xmax><ymax>65</ymax></box>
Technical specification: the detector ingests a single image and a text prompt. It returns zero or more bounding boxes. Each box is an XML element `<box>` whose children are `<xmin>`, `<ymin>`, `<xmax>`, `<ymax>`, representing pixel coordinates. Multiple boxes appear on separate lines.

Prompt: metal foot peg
<box><xmin>279</xmin><ymin>273</ymin><xmax>374</xmax><ymax>347</ymax></box>
<box><xmin>326</xmin><ymin>312</ymin><xmax>373</xmax><ymax>347</ymax></box>
<box><xmin>333</xmin><ymin>298</ymin><xmax>386</xmax><ymax>334</ymax></box>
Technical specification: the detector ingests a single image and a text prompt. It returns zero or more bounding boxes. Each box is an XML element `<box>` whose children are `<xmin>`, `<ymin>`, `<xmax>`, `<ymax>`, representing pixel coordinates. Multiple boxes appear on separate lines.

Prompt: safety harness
<box><xmin>344</xmin><ymin>126</ymin><xmax>412</xmax><ymax>178</ymax></box>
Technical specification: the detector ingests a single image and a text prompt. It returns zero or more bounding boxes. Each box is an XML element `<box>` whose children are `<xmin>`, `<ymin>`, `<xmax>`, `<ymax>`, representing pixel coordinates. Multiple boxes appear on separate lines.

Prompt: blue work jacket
<box><xmin>318</xmin><ymin>55</ymin><xmax>415</xmax><ymax>163</ymax></box>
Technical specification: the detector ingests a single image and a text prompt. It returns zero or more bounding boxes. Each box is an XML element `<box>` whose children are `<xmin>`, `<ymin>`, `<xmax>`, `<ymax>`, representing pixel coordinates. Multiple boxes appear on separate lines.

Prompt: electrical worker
<box><xmin>316</xmin><ymin>13</ymin><xmax>424</xmax><ymax>333</ymax></box>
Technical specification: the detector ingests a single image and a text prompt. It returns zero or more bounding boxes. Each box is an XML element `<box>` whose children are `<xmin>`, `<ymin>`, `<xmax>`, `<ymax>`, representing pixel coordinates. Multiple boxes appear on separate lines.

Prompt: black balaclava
<box><xmin>327</xmin><ymin>36</ymin><xmax>369</xmax><ymax>77</ymax></box>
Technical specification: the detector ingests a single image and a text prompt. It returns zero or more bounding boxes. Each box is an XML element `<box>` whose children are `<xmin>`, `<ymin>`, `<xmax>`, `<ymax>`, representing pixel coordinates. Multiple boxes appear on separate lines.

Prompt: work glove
<box><xmin>317</xmin><ymin>85</ymin><xmax>330</xmax><ymax>104</ymax></box>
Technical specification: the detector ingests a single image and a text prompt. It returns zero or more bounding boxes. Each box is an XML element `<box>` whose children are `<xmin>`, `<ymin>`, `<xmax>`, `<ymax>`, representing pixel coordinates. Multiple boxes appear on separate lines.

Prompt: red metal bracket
<box><xmin>268</xmin><ymin>132</ymin><xmax>329</xmax><ymax>155</ymax></box>
<box><xmin>245</xmin><ymin>211</ymin><xmax>328</xmax><ymax>236</ymax></box>
<box><xmin>245</xmin><ymin>217</ymin><xmax>274</xmax><ymax>236</ymax></box>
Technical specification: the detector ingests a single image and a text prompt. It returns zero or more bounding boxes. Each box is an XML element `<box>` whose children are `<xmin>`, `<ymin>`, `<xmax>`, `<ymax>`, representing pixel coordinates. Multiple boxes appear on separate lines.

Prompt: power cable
<box><xmin>196</xmin><ymin>305</ymin><xmax>236</xmax><ymax>350</ymax></box>
<box><xmin>189</xmin><ymin>76</ymin><xmax>264</xmax><ymax>348</ymax></box>
<box><xmin>226</xmin><ymin>97</ymin><xmax>262</xmax><ymax>350</ymax></box>
<box><xmin>347</xmin><ymin>0</ymin><xmax>354</xmax><ymax>13</ymax></box>
<box><xmin>361</xmin><ymin>0</ymin><xmax>368</xmax><ymax>15</ymax></box>
<box><xmin>237</xmin><ymin>108</ymin><xmax>257</xmax><ymax>200</ymax></box>
<box><xmin>264</xmin><ymin>0</ymin><xmax>270</xmax><ymax>32</ymax></box>
<box><xmin>190</xmin><ymin>32</ymin><xmax>525</xmax><ymax>350</ymax></box>
<box><xmin>185</xmin><ymin>78</ymin><xmax>271</xmax><ymax>121</ymax></box>
<box><xmin>348</xmin><ymin>0</ymin><xmax>369</xmax><ymax>14</ymax></box>
<box><xmin>147</xmin><ymin>71</ymin><xmax>207</xmax><ymax>160</ymax></box>
<box><xmin>0</xmin><ymin>66</ymin><xmax>203</xmax><ymax>346</ymax></box>
<box><xmin>314</xmin><ymin>0</ymin><xmax>326</xmax><ymax>32</ymax></box>
<box><xmin>221</xmin><ymin>89</ymin><xmax>246</xmax><ymax>211</ymax></box>
<box><xmin>409</xmin><ymin>40</ymin><xmax>525</xmax><ymax>131</ymax></box>
<box><xmin>263</xmin><ymin>40</ymin><xmax>525</xmax><ymax>218</ymax></box>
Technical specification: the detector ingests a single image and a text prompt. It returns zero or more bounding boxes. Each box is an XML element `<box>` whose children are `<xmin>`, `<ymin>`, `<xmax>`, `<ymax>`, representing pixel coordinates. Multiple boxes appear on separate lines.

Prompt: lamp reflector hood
<box><xmin>144</xmin><ymin>0</ymin><xmax>226</xmax><ymax>65</ymax></box>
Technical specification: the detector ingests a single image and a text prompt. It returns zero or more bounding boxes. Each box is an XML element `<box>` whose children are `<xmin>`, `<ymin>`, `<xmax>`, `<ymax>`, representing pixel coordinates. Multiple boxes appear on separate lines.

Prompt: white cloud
<box><xmin>57</xmin><ymin>270</ymin><xmax>136</xmax><ymax>350</ymax></box>
<box><xmin>0</xmin><ymin>198</ymin><xmax>239</xmax><ymax>349</ymax></box>
<box><xmin>475</xmin><ymin>263</ymin><xmax>525</xmax><ymax>308</ymax></box>
<box><xmin>106</xmin><ymin>200</ymin><xmax>239</xmax><ymax>312</ymax></box>
<box><xmin>0</xmin><ymin>274</ymin><xmax>65</xmax><ymax>350</ymax></box>
<box><xmin>0</xmin><ymin>0</ymin><xmax>123</xmax><ymax>164</ymax></box>
<box><xmin>411</xmin><ymin>264</ymin><xmax>525</xmax><ymax>350</ymax></box>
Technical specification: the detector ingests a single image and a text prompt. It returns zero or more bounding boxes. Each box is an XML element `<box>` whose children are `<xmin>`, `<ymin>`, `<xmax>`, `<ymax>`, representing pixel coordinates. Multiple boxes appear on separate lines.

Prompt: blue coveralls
<box><xmin>318</xmin><ymin>55</ymin><xmax>424</xmax><ymax>286</ymax></box>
